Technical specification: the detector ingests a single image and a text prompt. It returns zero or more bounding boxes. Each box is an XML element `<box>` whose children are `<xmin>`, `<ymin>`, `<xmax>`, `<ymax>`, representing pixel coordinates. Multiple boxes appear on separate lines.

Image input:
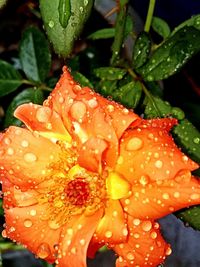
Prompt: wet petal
<box><xmin>115</xmin><ymin>120</ymin><xmax>198</xmax><ymax>184</ymax></box>
<box><xmin>94</xmin><ymin>199</ymin><xmax>127</xmax><ymax>245</ymax></box>
<box><xmin>78</xmin><ymin>137</ymin><xmax>108</xmax><ymax>172</ymax></box>
<box><xmin>113</xmin><ymin>216</ymin><xmax>170</xmax><ymax>267</ymax></box>
<box><xmin>45</xmin><ymin>67</ymin><xmax>141</xmax><ymax>167</ymax></box>
<box><xmin>2</xmin><ymin>178</ymin><xmax>38</xmax><ymax>208</ymax></box>
<box><xmin>56</xmin><ymin>209</ymin><xmax>103</xmax><ymax>267</ymax></box>
<box><xmin>121</xmin><ymin>173</ymin><xmax>200</xmax><ymax>219</ymax></box>
<box><xmin>0</xmin><ymin>126</ymin><xmax>60</xmax><ymax>188</ymax></box>
<box><xmin>4</xmin><ymin>204</ymin><xmax>62</xmax><ymax>263</ymax></box>
<box><xmin>14</xmin><ymin>103</ymin><xmax>71</xmax><ymax>142</ymax></box>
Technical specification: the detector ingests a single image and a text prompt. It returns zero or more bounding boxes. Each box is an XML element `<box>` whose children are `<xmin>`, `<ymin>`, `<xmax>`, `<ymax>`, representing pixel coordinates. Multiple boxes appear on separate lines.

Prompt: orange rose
<box><xmin>0</xmin><ymin>67</ymin><xmax>199</xmax><ymax>267</ymax></box>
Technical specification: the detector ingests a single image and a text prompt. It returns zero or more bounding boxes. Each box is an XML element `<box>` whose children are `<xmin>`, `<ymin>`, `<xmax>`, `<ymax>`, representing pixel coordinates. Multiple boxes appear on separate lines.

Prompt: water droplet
<box><xmin>165</xmin><ymin>247</ymin><xmax>172</xmax><ymax>256</ymax></box>
<box><xmin>67</xmin><ymin>228</ymin><xmax>73</xmax><ymax>235</ymax></box>
<box><xmin>122</xmin><ymin>228</ymin><xmax>128</xmax><ymax>236</ymax></box>
<box><xmin>2</xmin><ymin>229</ymin><xmax>7</xmax><ymax>238</ymax></box>
<box><xmin>173</xmin><ymin>192</ymin><xmax>180</xmax><ymax>198</ymax></box>
<box><xmin>70</xmin><ymin>101</ymin><xmax>87</xmax><ymax>121</ymax></box>
<box><xmin>133</xmin><ymin>219</ymin><xmax>141</xmax><ymax>226</ymax></box>
<box><xmin>84</xmin><ymin>0</ymin><xmax>88</xmax><ymax>6</ymax></box>
<box><xmin>193</xmin><ymin>137</ymin><xmax>200</xmax><ymax>144</ymax></box>
<box><xmin>30</xmin><ymin>209</ymin><xmax>37</xmax><ymax>216</ymax></box>
<box><xmin>162</xmin><ymin>193</ymin><xmax>169</xmax><ymax>200</ymax></box>
<box><xmin>107</xmin><ymin>105</ymin><xmax>115</xmax><ymax>112</ymax></box>
<box><xmin>133</xmin><ymin>233</ymin><xmax>140</xmax><ymax>239</ymax></box>
<box><xmin>21</xmin><ymin>140</ymin><xmax>29</xmax><ymax>148</ymax></box>
<box><xmin>73</xmin><ymin>84</ymin><xmax>82</xmax><ymax>92</ymax></box>
<box><xmin>48</xmin><ymin>220</ymin><xmax>61</xmax><ymax>230</ymax></box>
<box><xmin>126</xmin><ymin>137</ymin><xmax>143</xmax><ymax>151</ymax></box>
<box><xmin>142</xmin><ymin>221</ymin><xmax>152</xmax><ymax>232</ymax></box>
<box><xmin>48</xmin><ymin>20</ymin><xmax>54</xmax><ymax>28</ymax></box>
<box><xmin>24</xmin><ymin>153</ymin><xmax>37</xmax><ymax>163</ymax></box>
<box><xmin>36</xmin><ymin>107</ymin><xmax>51</xmax><ymax>123</ymax></box>
<box><xmin>71</xmin><ymin>247</ymin><xmax>77</xmax><ymax>254</ymax></box>
<box><xmin>88</xmin><ymin>98</ymin><xmax>98</xmax><ymax>108</ymax></box>
<box><xmin>79</xmin><ymin>239</ymin><xmax>86</xmax><ymax>246</ymax></box>
<box><xmin>139</xmin><ymin>175</ymin><xmax>149</xmax><ymax>186</ymax></box>
<box><xmin>190</xmin><ymin>193</ymin><xmax>200</xmax><ymax>200</ymax></box>
<box><xmin>37</xmin><ymin>243</ymin><xmax>51</xmax><ymax>259</ymax></box>
<box><xmin>24</xmin><ymin>219</ymin><xmax>33</xmax><ymax>228</ymax></box>
<box><xmin>79</xmin><ymin>6</ymin><xmax>84</xmax><ymax>13</ymax></box>
<box><xmin>127</xmin><ymin>252</ymin><xmax>135</xmax><ymax>260</ymax></box>
<box><xmin>155</xmin><ymin>160</ymin><xmax>163</xmax><ymax>169</ymax></box>
<box><xmin>117</xmin><ymin>156</ymin><xmax>124</xmax><ymax>165</ymax></box>
<box><xmin>4</xmin><ymin>137</ymin><xmax>11</xmax><ymax>145</ymax></box>
<box><xmin>7</xmin><ymin>148</ymin><xmax>14</xmax><ymax>155</ymax></box>
<box><xmin>175</xmin><ymin>170</ymin><xmax>191</xmax><ymax>183</ymax></box>
<box><xmin>151</xmin><ymin>231</ymin><xmax>157</xmax><ymax>239</ymax></box>
<box><xmin>105</xmin><ymin>231</ymin><xmax>112</xmax><ymax>238</ymax></box>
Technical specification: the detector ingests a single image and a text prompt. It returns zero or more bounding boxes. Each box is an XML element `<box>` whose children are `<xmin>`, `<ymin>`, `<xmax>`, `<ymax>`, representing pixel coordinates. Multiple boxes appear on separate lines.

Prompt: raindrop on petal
<box><xmin>141</xmin><ymin>221</ymin><xmax>152</xmax><ymax>232</ymax></box>
<box><xmin>24</xmin><ymin>153</ymin><xmax>37</xmax><ymax>163</ymax></box>
<box><xmin>24</xmin><ymin>219</ymin><xmax>33</xmax><ymax>228</ymax></box>
<box><xmin>126</xmin><ymin>137</ymin><xmax>143</xmax><ymax>151</ymax></box>
<box><xmin>37</xmin><ymin>243</ymin><xmax>51</xmax><ymax>259</ymax></box>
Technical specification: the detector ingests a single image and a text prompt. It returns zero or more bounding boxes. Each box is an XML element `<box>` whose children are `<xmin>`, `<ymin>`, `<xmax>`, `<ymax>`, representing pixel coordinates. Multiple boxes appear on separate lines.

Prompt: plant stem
<box><xmin>144</xmin><ymin>0</ymin><xmax>156</xmax><ymax>33</ymax></box>
<box><xmin>127</xmin><ymin>67</ymin><xmax>162</xmax><ymax>117</ymax></box>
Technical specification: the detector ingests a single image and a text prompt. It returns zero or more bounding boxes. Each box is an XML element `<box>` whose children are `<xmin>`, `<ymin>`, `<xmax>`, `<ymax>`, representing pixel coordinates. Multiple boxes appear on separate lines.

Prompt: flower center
<box><xmin>64</xmin><ymin>178</ymin><xmax>90</xmax><ymax>206</ymax></box>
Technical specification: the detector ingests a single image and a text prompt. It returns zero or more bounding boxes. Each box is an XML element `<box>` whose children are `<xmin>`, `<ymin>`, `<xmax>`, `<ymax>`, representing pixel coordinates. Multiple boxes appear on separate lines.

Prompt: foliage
<box><xmin>0</xmin><ymin>0</ymin><xmax>200</xmax><ymax>265</ymax></box>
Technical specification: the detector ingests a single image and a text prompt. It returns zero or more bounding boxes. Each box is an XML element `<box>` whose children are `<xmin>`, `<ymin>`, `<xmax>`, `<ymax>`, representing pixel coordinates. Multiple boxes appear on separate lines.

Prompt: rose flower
<box><xmin>0</xmin><ymin>67</ymin><xmax>199</xmax><ymax>267</ymax></box>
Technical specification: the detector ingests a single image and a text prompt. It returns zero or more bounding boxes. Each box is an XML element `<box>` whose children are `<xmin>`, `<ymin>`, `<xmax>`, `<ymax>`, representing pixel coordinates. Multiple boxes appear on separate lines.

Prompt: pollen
<box><xmin>64</xmin><ymin>178</ymin><xmax>90</xmax><ymax>206</ymax></box>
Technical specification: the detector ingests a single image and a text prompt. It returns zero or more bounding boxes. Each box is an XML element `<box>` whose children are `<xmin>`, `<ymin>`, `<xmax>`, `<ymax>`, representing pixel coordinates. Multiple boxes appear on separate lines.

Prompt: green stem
<box><xmin>22</xmin><ymin>79</ymin><xmax>52</xmax><ymax>92</ymax></box>
<box><xmin>22</xmin><ymin>79</ymin><xmax>36</xmax><ymax>86</ymax></box>
<box><xmin>144</xmin><ymin>0</ymin><xmax>156</xmax><ymax>33</ymax></box>
<box><xmin>127</xmin><ymin>68</ymin><xmax>162</xmax><ymax>117</ymax></box>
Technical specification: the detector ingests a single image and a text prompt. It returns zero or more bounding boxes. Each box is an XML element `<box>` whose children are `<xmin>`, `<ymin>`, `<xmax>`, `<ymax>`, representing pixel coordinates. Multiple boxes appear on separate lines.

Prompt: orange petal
<box><xmin>121</xmin><ymin>174</ymin><xmax>200</xmax><ymax>219</ymax></box>
<box><xmin>0</xmin><ymin>126</ymin><xmax>60</xmax><ymax>188</ymax></box>
<box><xmin>115</xmin><ymin>120</ymin><xmax>198</xmax><ymax>184</ymax></box>
<box><xmin>78</xmin><ymin>137</ymin><xmax>108</xmax><ymax>172</ymax></box>
<box><xmin>2</xmin><ymin>178</ymin><xmax>38</xmax><ymax>208</ymax></box>
<box><xmin>56</xmin><ymin>209</ymin><xmax>103</xmax><ymax>267</ymax></box>
<box><xmin>45</xmin><ymin>67</ymin><xmax>141</xmax><ymax>167</ymax></box>
<box><xmin>14</xmin><ymin>103</ymin><xmax>71</xmax><ymax>142</ymax></box>
<box><xmin>94</xmin><ymin>199</ymin><xmax>128</xmax><ymax>245</ymax></box>
<box><xmin>4</xmin><ymin>204</ymin><xmax>62</xmax><ymax>263</ymax></box>
<box><xmin>113</xmin><ymin>216</ymin><xmax>170</xmax><ymax>267</ymax></box>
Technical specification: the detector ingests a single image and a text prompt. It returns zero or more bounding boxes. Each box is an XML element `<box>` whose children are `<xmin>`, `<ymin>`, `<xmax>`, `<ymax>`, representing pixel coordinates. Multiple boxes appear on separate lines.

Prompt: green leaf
<box><xmin>0</xmin><ymin>60</ymin><xmax>22</xmax><ymax>97</ymax></box>
<box><xmin>124</xmin><ymin>15</ymin><xmax>134</xmax><ymax>39</ymax></box>
<box><xmin>0</xmin><ymin>0</ymin><xmax>7</xmax><ymax>9</ymax></box>
<box><xmin>152</xmin><ymin>16</ymin><xmax>171</xmax><ymax>39</ymax></box>
<box><xmin>133</xmin><ymin>31</ymin><xmax>151</xmax><ymax>69</ymax></box>
<box><xmin>4</xmin><ymin>88</ymin><xmax>44</xmax><ymax>127</ymax></box>
<box><xmin>98</xmin><ymin>80</ymin><xmax>118</xmax><ymax>96</ymax></box>
<box><xmin>0</xmin><ymin>199</ymin><xmax>3</xmax><ymax>216</ymax></box>
<box><xmin>139</xmin><ymin>26</ymin><xmax>200</xmax><ymax>81</ymax></box>
<box><xmin>72</xmin><ymin>71</ymin><xmax>93</xmax><ymax>88</ymax></box>
<box><xmin>114</xmin><ymin>80</ymin><xmax>142</xmax><ymax>109</ymax></box>
<box><xmin>39</xmin><ymin>0</ymin><xmax>94</xmax><ymax>57</ymax></box>
<box><xmin>110</xmin><ymin>4</ymin><xmax>127</xmax><ymax>65</ymax></box>
<box><xmin>88</xmin><ymin>28</ymin><xmax>115</xmax><ymax>40</ymax></box>
<box><xmin>173</xmin><ymin>119</ymin><xmax>200</xmax><ymax>163</ymax></box>
<box><xmin>177</xmin><ymin>205</ymin><xmax>200</xmax><ymax>230</ymax></box>
<box><xmin>58</xmin><ymin>0</ymin><xmax>71</xmax><ymax>28</ymax></box>
<box><xmin>93</xmin><ymin>67</ymin><xmax>127</xmax><ymax>80</ymax></box>
<box><xmin>144</xmin><ymin>95</ymin><xmax>172</xmax><ymax>118</ymax></box>
<box><xmin>19</xmin><ymin>27</ymin><xmax>51</xmax><ymax>82</ymax></box>
<box><xmin>172</xmin><ymin>14</ymin><xmax>200</xmax><ymax>34</ymax></box>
